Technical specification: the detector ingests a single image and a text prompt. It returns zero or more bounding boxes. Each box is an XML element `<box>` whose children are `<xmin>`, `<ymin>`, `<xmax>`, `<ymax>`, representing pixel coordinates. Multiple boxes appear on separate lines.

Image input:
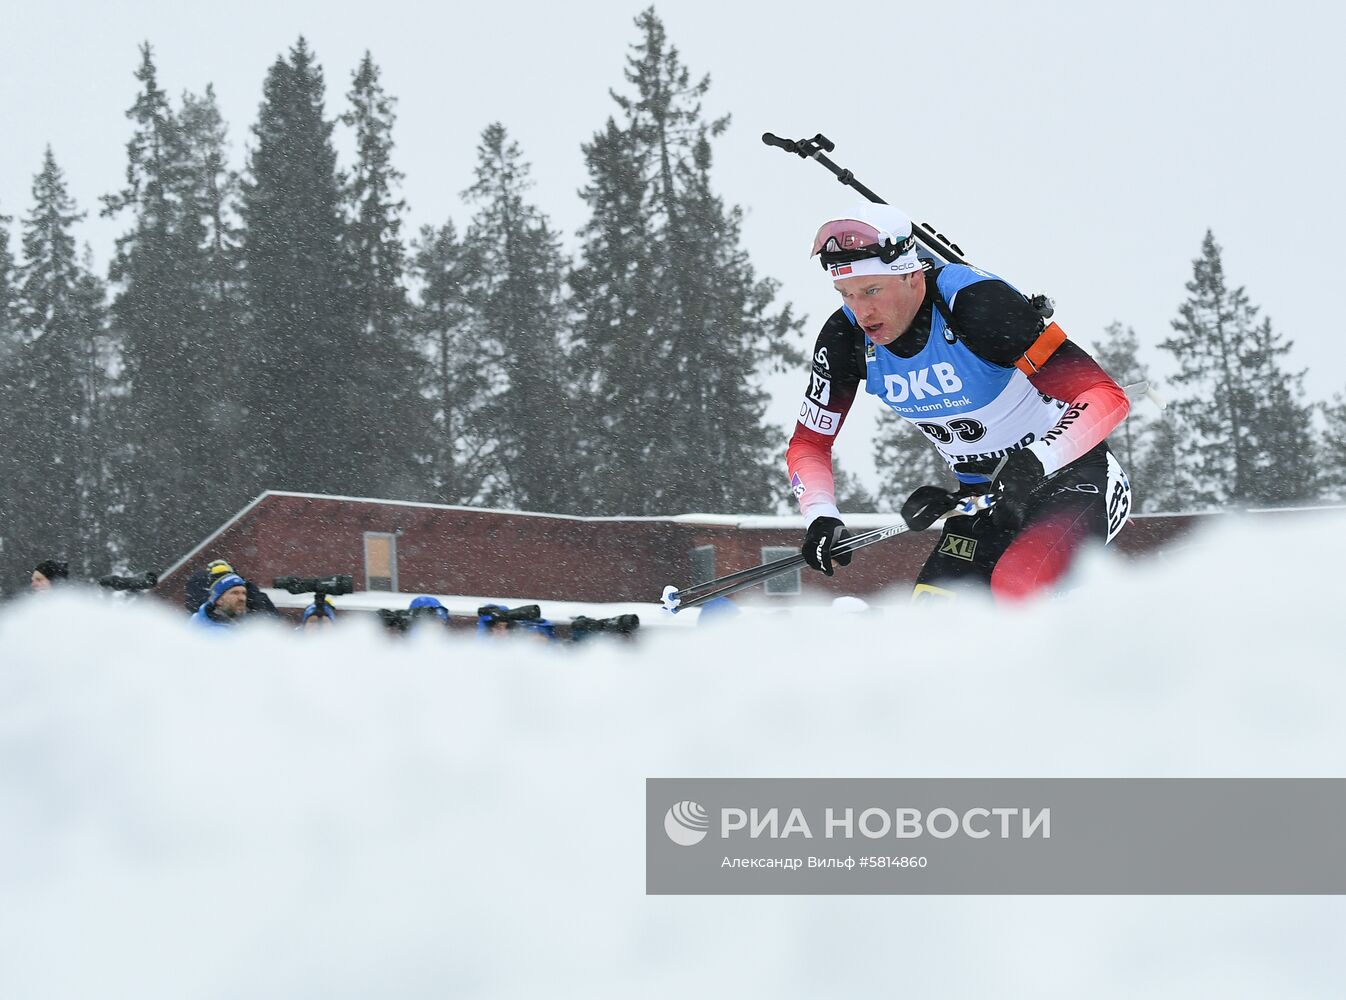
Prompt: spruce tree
<box><xmin>1238</xmin><ymin>314</ymin><xmax>1317</xmax><ymax>506</ymax></box>
<box><xmin>570</xmin><ymin>7</ymin><xmax>801</xmax><ymax>515</ymax></box>
<box><xmin>1133</xmin><ymin>417</ymin><xmax>1201</xmax><ymax>514</ymax></box>
<box><xmin>0</xmin><ymin>206</ymin><xmax>21</xmax><ymax>590</ymax></box>
<box><xmin>340</xmin><ymin>52</ymin><xmax>431</xmax><ymax>501</ymax></box>
<box><xmin>103</xmin><ymin>44</ymin><xmax>236</xmax><ymax>570</ymax></box>
<box><xmin>569</xmin><ymin>117</ymin><xmax>663</xmax><ymax>513</ymax></box>
<box><xmin>0</xmin><ymin>206</ymin><xmax>16</xmax><ymax>369</ymax></box>
<box><xmin>664</xmin><ymin>126</ymin><xmax>803</xmax><ymax>513</ymax></box>
<box><xmin>178</xmin><ymin>84</ymin><xmax>250</xmax><ymax>502</ymax></box>
<box><xmin>69</xmin><ymin>249</ymin><xmax>116</xmax><ymax>568</ymax></box>
<box><xmin>459</xmin><ymin>123</ymin><xmax>575</xmax><ymax>511</ymax></box>
<box><xmin>1160</xmin><ymin>231</ymin><xmax>1314</xmax><ymax>509</ymax></box>
<box><xmin>411</xmin><ymin>219</ymin><xmax>492</xmax><ymax>504</ymax></box>
<box><xmin>1160</xmin><ymin>232</ymin><xmax>1246</xmax><ymax>508</ymax></box>
<box><xmin>241</xmin><ymin>38</ymin><xmax>356</xmax><ymax>496</ymax></box>
<box><xmin>343</xmin><ymin>53</ymin><xmax>405</xmax><ymax>335</ymax></box>
<box><xmin>1095</xmin><ymin>318</ymin><xmax>1199</xmax><ymax>513</ymax></box>
<box><xmin>4</xmin><ymin>149</ymin><xmax>113</xmax><ymax>584</ymax></box>
<box><xmin>1320</xmin><ymin>393</ymin><xmax>1346</xmax><ymax>502</ymax></box>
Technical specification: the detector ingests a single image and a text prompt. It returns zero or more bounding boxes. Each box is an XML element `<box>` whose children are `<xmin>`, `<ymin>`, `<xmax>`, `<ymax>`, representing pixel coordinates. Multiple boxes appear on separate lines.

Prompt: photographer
<box><xmin>476</xmin><ymin>604</ymin><xmax>562</xmax><ymax>643</ymax></box>
<box><xmin>514</xmin><ymin>618</ymin><xmax>558</xmax><ymax>644</ymax></box>
<box><xmin>476</xmin><ymin>603</ymin><xmax>541</xmax><ymax>637</ymax></box>
<box><xmin>408</xmin><ymin>595</ymin><xmax>451</xmax><ymax>625</ymax></box>
<box><xmin>271</xmin><ymin>574</ymin><xmax>352</xmax><ymax>631</ymax></box>
<box><xmin>300</xmin><ymin>596</ymin><xmax>337</xmax><ymax>630</ymax></box>
<box><xmin>191</xmin><ymin>573</ymin><xmax>249</xmax><ymax>629</ymax></box>
<box><xmin>30</xmin><ymin>559</ymin><xmax>68</xmax><ymax>592</ymax></box>
<box><xmin>185</xmin><ymin>559</ymin><xmax>279</xmax><ymax>617</ymax></box>
<box><xmin>378</xmin><ymin>596</ymin><xmax>452</xmax><ymax>636</ymax></box>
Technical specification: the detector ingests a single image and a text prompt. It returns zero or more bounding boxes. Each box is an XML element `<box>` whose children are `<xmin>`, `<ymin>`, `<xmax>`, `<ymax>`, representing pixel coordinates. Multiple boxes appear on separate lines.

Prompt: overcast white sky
<box><xmin>4</xmin><ymin>0</ymin><xmax>1343</xmax><ymax>493</ymax></box>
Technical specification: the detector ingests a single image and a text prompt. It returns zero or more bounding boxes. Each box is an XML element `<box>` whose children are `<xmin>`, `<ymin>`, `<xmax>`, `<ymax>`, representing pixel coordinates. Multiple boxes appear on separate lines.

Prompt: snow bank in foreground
<box><xmin>2</xmin><ymin>513</ymin><xmax>1344</xmax><ymax>999</ymax></box>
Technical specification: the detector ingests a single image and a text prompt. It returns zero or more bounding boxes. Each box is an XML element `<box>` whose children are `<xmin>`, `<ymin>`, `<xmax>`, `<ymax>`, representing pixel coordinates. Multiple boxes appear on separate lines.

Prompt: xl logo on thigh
<box><xmin>939</xmin><ymin>534</ymin><xmax>977</xmax><ymax>562</ymax></box>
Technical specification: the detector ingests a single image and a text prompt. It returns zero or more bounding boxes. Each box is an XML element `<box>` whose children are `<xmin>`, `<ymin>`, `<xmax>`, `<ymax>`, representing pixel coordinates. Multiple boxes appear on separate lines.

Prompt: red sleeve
<box><xmin>787</xmin><ymin>418</ymin><xmax>850</xmax><ymax>523</ymax></box>
<box><xmin>1025</xmin><ymin>340</ymin><xmax>1130</xmax><ymax>475</ymax></box>
<box><xmin>785</xmin><ymin>313</ymin><xmax>863</xmax><ymax>523</ymax></box>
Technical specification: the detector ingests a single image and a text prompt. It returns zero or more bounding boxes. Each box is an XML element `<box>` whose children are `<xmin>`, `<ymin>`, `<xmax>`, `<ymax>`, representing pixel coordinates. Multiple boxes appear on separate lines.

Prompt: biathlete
<box><xmin>787</xmin><ymin>203</ymin><xmax>1132</xmax><ymax>601</ymax></box>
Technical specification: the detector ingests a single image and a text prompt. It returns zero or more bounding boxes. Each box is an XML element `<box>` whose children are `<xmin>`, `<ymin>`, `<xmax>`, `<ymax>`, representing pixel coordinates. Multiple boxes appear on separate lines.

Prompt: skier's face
<box><xmin>833</xmin><ymin>272</ymin><xmax>925</xmax><ymax>346</ymax></box>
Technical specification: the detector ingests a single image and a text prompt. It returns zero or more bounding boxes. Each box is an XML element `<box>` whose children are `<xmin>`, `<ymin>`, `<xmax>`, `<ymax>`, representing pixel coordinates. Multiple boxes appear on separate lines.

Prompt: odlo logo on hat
<box><xmin>664</xmin><ymin>800</ymin><xmax>710</xmax><ymax>846</ymax></box>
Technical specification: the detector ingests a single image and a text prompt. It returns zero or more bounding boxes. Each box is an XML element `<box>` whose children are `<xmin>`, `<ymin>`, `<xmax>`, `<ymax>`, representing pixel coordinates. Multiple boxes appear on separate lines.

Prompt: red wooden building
<box><xmin>154</xmin><ymin>490</ymin><xmax>1342</xmax><ymax>616</ymax></box>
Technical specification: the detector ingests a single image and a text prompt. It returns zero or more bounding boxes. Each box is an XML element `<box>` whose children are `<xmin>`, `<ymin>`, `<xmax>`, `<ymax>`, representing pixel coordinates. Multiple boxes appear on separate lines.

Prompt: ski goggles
<box><xmin>811</xmin><ymin>219</ymin><xmax>918</xmax><ymax>268</ymax></box>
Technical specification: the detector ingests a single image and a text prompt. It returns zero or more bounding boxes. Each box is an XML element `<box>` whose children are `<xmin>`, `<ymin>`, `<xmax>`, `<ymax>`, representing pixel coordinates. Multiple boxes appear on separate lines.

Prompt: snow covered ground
<box><xmin>2</xmin><ymin>512</ymin><xmax>1344</xmax><ymax>998</ymax></box>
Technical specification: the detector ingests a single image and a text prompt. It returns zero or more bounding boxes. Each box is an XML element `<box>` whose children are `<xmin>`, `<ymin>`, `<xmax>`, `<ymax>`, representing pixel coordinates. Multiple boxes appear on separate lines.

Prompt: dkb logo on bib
<box><xmin>884</xmin><ymin>362</ymin><xmax>963</xmax><ymax>403</ymax></box>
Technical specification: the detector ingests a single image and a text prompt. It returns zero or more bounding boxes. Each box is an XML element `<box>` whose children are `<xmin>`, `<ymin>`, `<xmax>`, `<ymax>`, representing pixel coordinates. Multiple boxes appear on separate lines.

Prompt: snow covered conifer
<box><xmin>3</xmin><ymin>150</ymin><xmax>113</xmax><ymax>584</ymax></box>
<box><xmin>411</xmin><ymin>219</ymin><xmax>494</xmax><ymax>506</ymax></box>
<box><xmin>570</xmin><ymin>7</ymin><xmax>802</xmax><ymax>516</ymax></box>
<box><xmin>1159</xmin><ymin>231</ymin><xmax>1315</xmax><ymax>509</ymax></box>
<box><xmin>0</xmin><ymin>206</ymin><xmax>21</xmax><ymax>590</ymax></box>
<box><xmin>103</xmin><ymin>45</ymin><xmax>247</xmax><ymax>570</ymax></box>
<box><xmin>458</xmin><ymin>123</ymin><xmax>576</xmax><ymax>512</ymax></box>
<box><xmin>0</xmin><ymin>205</ymin><xmax>16</xmax><ymax>359</ymax></box>
<box><xmin>241</xmin><ymin>38</ymin><xmax>362</xmax><ymax>497</ymax></box>
<box><xmin>1320</xmin><ymin>393</ymin><xmax>1346</xmax><ymax>502</ymax></box>
<box><xmin>339</xmin><ymin>52</ymin><xmax>433</xmax><ymax>502</ymax></box>
<box><xmin>176</xmin><ymin>84</ymin><xmax>250</xmax><ymax>501</ymax></box>
<box><xmin>1237</xmin><ymin>313</ymin><xmax>1317</xmax><ymax>505</ymax></box>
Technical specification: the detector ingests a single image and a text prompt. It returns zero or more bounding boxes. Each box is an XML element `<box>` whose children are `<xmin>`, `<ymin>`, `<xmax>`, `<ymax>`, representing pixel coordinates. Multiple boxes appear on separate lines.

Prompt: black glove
<box><xmin>900</xmin><ymin>485</ymin><xmax>962</xmax><ymax>532</ymax></box>
<box><xmin>801</xmin><ymin>516</ymin><xmax>852</xmax><ymax>576</ymax></box>
<box><xmin>954</xmin><ymin>450</ymin><xmax>1045</xmax><ymax>532</ymax></box>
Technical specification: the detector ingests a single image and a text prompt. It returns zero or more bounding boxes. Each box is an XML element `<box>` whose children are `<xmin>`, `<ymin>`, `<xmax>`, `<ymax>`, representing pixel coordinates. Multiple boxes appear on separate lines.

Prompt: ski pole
<box><xmin>660</xmin><ymin>490</ymin><xmax>993</xmax><ymax>612</ymax></box>
<box><xmin>661</xmin><ymin>518</ymin><xmax>914</xmax><ymax>613</ymax></box>
<box><xmin>663</xmin><ymin>518</ymin><xmax>909</xmax><ymax>608</ymax></box>
<box><xmin>661</xmin><ymin>521</ymin><xmax>901</xmax><ymax>611</ymax></box>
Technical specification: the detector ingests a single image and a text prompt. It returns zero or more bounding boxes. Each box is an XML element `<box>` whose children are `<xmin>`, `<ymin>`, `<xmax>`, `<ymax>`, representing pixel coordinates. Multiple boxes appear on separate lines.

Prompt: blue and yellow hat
<box><xmin>208</xmin><ymin>573</ymin><xmax>247</xmax><ymax>605</ymax></box>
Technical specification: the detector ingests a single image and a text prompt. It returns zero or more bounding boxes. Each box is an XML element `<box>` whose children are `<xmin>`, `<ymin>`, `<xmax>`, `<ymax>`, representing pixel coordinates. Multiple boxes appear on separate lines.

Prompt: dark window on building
<box><xmin>762</xmin><ymin>546</ymin><xmax>800</xmax><ymax>596</ymax></box>
<box><xmin>690</xmin><ymin>545</ymin><xmax>716</xmax><ymax>586</ymax></box>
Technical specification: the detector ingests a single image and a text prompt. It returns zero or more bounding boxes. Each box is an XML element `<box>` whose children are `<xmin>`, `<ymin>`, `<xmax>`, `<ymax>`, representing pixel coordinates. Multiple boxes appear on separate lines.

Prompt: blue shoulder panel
<box><xmin>934</xmin><ymin>263</ymin><xmax>999</xmax><ymax>303</ymax></box>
